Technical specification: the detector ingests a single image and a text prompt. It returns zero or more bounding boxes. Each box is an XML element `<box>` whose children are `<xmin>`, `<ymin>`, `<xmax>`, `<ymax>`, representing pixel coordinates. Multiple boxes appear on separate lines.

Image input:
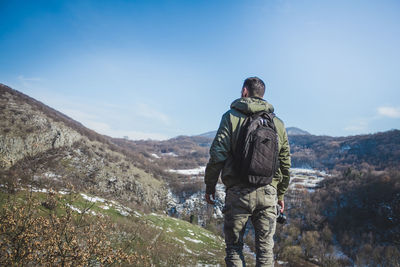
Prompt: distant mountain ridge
<box><xmin>198</xmin><ymin>131</ymin><xmax>217</xmax><ymax>139</ymax></box>
<box><xmin>196</xmin><ymin>127</ymin><xmax>400</xmax><ymax>170</ymax></box>
<box><xmin>289</xmin><ymin>130</ymin><xmax>400</xmax><ymax>170</ymax></box>
<box><xmin>199</xmin><ymin>127</ymin><xmax>311</xmax><ymax>139</ymax></box>
<box><xmin>3</xmin><ymin>80</ymin><xmax>398</xmax><ymax>211</ymax></box>
<box><xmin>286</xmin><ymin>127</ymin><xmax>311</xmax><ymax>136</ymax></box>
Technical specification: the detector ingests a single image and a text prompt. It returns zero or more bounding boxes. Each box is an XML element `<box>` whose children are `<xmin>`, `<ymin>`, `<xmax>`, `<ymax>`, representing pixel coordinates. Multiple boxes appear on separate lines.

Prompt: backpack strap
<box><xmin>251</xmin><ymin>111</ymin><xmax>277</xmax><ymax>132</ymax></box>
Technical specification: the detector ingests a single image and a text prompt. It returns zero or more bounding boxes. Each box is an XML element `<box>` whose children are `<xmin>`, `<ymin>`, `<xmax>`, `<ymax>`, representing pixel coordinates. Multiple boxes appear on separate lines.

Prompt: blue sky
<box><xmin>1</xmin><ymin>0</ymin><xmax>399</xmax><ymax>140</ymax></box>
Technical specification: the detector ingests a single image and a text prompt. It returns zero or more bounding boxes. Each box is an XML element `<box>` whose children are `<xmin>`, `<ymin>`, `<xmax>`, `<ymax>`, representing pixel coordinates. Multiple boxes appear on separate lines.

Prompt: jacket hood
<box><xmin>230</xmin><ymin>97</ymin><xmax>274</xmax><ymax>115</ymax></box>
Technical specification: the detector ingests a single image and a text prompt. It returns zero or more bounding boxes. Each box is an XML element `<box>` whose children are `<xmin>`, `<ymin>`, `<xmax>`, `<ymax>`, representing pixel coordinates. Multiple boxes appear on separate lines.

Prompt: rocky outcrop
<box><xmin>0</xmin><ymin>84</ymin><xmax>167</xmax><ymax>210</ymax></box>
<box><xmin>0</xmin><ymin>87</ymin><xmax>82</xmax><ymax>168</ymax></box>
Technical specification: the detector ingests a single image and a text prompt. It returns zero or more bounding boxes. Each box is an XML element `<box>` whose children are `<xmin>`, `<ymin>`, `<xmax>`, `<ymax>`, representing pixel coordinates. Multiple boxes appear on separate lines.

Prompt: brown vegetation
<box><xmin>0</xmin><ymin>192</ymin><xmax>146</xmax><ymax>266</ymax></box>
<box><xmin>273</xmin><ymin>169</ymin><xmax>400</xmax><ymax>266</ymax></box>
<box><xmin>289</xmin><ymin>130</ymin><xmax>400</xmax><ymax>170</ymax></box>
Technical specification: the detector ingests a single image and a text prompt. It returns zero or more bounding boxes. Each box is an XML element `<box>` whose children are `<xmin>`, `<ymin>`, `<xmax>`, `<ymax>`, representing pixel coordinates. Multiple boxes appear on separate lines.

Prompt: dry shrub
<box><xmin>0</xmin><ymin>192</ymin><xmax>149</xmax><ymax>266</ymax></box>
<box><xmin>169</xmin><ymin>178</ymin><xmax>204</xmax><ymax>196</ymax></box>
<box><xmin>0</xmin><ymin>169</ymin><xmax>18</xmax><ymax>193</ymax></box>
<box><xmin>280</xmin><ymin>245</ymin><xmax>302</xmax><ymax>262</ymax></box>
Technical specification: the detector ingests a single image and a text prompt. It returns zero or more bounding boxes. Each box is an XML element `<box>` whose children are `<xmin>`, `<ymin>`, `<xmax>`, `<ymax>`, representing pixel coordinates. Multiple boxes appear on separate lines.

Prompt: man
<box><xmin>204</xmin><ymin>77</ymin><xmax>291</xmax><ymax>267</ymax></box>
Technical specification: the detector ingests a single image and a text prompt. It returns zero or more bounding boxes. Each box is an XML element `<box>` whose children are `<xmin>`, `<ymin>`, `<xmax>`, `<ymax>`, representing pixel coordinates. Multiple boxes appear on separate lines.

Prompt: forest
<box><xmin>272</xmin><ymin>168</ymin><xmax>400</xmax><ymax>266</ymax></box>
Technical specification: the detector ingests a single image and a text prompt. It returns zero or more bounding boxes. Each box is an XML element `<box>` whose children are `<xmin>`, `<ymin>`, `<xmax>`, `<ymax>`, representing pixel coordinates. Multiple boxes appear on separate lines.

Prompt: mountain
<box><xmin>195</xmin><ymin>127</ymin><xmax>400</xmax><ymax>170</ymax></box>
<box><xmin>286</xmin><ymin>127</ymin><xmax>311</xmax><ymax>136</ymax></box>
<box><xmin>0</xmin><ymin>83</ymin><xmax>166</xmax><ymax>210</ymax></box>
<box><xmin>289</xmin><ymin>130</ymin><xmax>400</xmax><ymax>170</ymax></box>
<box><xmin>199</xmin><ymin>127</ymin><xmax>311</xmax><ymax>139</ymax></box>
<box><xmin>123</xmin><ymin>126</ymin><xmax>400</xmax><ymax>173</ymax></box>
<box><xmin>198</xmin><ymin>131</ymin><xmax>217</xmax><ymax>139</ymax></box>
<box><xmin>0</xmin><ymin>83</ymin><xmax>240</xmax><ymax>265</ymax></box>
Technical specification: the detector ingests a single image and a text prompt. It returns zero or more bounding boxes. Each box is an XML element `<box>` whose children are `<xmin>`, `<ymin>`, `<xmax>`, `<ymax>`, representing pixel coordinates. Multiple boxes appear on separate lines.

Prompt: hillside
<box><xmin>0</xmin><ymin>83</ymin><xmax>167</xmax><ymax>210</ymax></box>
<box><xmin>0</xmin><ymin>188</ymin><xmax>228</xmax><ymax>266</ymax></box>
<box><xmin>278</xmin><ymin>168</ymin><xmax>400</xmax><ymax>266</ymax></box>
<box><xmin>289</xmin><ymin>130</ymin><xmax>400</xmax><ymax>170</ymax></box>
<box><xmin>195</xmin><ymin>128</ymin><xmax>400</xmax><ymax>171</ymax></box>
<box><xmin>0</xmin><ymin>83</ymin><xmax>234</xmax><ymax>265</ymax></box>
<box><xmin>130</xmin><ymin>127</ymin><xmax>400</xmax><ymax>172</ymax></box>
<box><xmin>113</xmin><ymin>135</ymin><xmax>212</xmax><ymax>170</ymax></box>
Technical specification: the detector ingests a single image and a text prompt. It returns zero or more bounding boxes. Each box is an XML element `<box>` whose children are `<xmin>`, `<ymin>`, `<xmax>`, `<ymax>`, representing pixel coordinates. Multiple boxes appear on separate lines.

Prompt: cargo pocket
<box><xmin>263</xmin><ymin>185</ymin><xmax>277</xmax><ymax>207</ymax></box>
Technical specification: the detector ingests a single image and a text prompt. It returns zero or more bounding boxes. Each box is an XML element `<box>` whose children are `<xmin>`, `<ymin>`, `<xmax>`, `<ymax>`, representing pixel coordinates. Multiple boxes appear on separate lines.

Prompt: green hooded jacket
<box><xmin>204</xmin><ymin>97</ymin><xmax>291</xmax><ymax>201</ymax></box>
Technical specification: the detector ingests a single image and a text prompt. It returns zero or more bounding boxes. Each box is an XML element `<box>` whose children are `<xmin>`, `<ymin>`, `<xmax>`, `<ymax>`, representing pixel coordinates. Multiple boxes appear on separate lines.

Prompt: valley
<box><xmin>1</xmin><ymin>83</ymin><xmax>399</xmax><ymax>266</ymax></box>
<box><xmin>165</xmin><ymin>166</ymin><xmax>330</xmax><ymax>222</ymax></box>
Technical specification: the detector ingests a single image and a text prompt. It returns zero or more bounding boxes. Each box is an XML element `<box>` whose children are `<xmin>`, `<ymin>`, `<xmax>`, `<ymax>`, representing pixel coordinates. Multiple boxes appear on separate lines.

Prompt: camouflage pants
<box><xmin>223</xmin><ymin>184</ymin><xmax>277</xmax><ymax>267</ymax></box>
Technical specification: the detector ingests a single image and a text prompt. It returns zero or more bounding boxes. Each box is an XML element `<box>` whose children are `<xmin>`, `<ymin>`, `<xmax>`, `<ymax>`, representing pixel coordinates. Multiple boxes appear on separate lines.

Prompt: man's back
<box><xmin>205</xmin><ymin>97</ymin><xmax>291</xmax><ymax>199</ymax></box>
<box><xmin>204</xmin><ymin>77</ymin><xmax>291</xmax><ymax>267</ymax></box>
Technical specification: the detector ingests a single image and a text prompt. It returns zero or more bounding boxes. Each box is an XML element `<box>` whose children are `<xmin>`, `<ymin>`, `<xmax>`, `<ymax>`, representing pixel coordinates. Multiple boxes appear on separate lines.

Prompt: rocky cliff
<box><xmin>0</xmin><ymin>84</ymin><xmax>167</xmax><ymax>210</ymax></box>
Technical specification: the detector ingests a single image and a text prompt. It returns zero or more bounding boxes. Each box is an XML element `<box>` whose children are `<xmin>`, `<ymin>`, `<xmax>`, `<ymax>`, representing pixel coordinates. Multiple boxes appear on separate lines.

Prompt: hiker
<box><xmin>204</xmin><ymin>77</ymin><xmax>291</xmax><ymax>266</ymax></box>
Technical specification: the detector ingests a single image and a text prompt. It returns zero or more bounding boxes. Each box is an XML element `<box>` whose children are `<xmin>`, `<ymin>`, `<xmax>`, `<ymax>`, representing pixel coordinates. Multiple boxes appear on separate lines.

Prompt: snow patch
<box><xmin>151</xmin><ymin>153</ymin><xmax>161</xmax><ymax>159</ymax></box>
<box><xmin>277</xmin><ymin>260</ymin><xmax>288</xmax><ymax>265</ymax></box>
<box><xmin>201</xmin><ymin>232</ymin><xmax>218</xmax><ymax>240</ymax></box>
<box><xmin>80</xmin><ymin>193</ymin><xmax>105</xmax><ymax>203</ymax></box>
<box><xmin>183</xmin><ymin>247</ymin><xmax>194</xmax><ymax>254</ymax></box>
<box><xmin>197</xmin><ymin>263</ymin><xmax>221</xmax><ymax>267</ymax></box>
<box><xmin>31</xmin><ymin>188</ymin><xmax>48</xmax><ymax>193</ymax></box>
<box><xmin>166</xmin><ymin>183</ymin><xmax>225</xmax><ymax>223</ymax></box>
<box><xmin>44</xmin><ymin>172</ymin><xmax>62</xmax><ymax>180</ymax></box>
<box><xmin>184</xmin><ymin>237</ymin><xmax>203</xmax><ymax>244</ymax></box>
<box><xmin>289</xmin><ymin>168</ymin><xmax>328</xmax><ymax>191</ymax></box>
<box><xmin>173</xmin><ymin>237</ymin><xmax>185</xmax><ymax>244</ymax></box>
<box><xmin>133</xmin><ymin>211</ymin><xmax>142</xmax><ymax>217</ymax></box>
<box><xmin>168</xmin><ymin>166</ymin><xmax>206</xmax><ymax>176</ymax></box>
<box><xmin>162</xmin><ymin>152</ymin><xmax>178</xmax><ymax>157</ymax></box>
<box><xmin>66</xmin><ymin>204</ymin><xmax>82</xmax><ymax>214</ymax></box>
<box><xmin>115</xmin><ymin>206</ymin><xmax>130</xmax><ymax>216</ymax></box>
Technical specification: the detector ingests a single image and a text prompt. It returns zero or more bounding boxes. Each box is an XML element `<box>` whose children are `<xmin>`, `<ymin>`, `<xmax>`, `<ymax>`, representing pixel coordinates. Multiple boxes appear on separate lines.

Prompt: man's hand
<box><xmin>278</xmin><ymin>200</ymin><xmax>284</xmax><ymax>213</ymax></box>
<box><xmin>205</xmin><ymin>193</ymin><xmax>215</xmax><ymax>205</ymax></box>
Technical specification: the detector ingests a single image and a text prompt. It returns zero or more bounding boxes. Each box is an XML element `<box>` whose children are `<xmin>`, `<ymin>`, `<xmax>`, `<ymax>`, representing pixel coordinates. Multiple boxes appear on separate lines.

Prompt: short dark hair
<box><xmin>243</xmin><ymin>77</ymin><xmax>265</xmax><ymax>97</ymax></box>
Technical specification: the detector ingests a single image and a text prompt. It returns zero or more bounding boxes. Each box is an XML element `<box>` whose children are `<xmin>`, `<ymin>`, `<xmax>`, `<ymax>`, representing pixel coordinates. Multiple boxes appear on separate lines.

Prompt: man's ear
<box><xmin>242</xmin><ymin>87</ymin><xmax>249</xmax><ymax>97</ymax></box>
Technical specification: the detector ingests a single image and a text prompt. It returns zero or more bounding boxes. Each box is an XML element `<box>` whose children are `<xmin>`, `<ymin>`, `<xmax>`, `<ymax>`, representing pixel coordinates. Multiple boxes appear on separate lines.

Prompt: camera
<box><xmin>276</xmin><ymin>206</ymin><xmax>287</xmax><ymax>224</ymax></box>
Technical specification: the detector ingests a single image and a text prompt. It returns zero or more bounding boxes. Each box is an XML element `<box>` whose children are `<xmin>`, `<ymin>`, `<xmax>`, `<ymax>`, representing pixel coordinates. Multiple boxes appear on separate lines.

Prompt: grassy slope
<box><xmin>0</xmin><ymin>188</ymin><xmax>226</xmax><ymax>266</ymax></box>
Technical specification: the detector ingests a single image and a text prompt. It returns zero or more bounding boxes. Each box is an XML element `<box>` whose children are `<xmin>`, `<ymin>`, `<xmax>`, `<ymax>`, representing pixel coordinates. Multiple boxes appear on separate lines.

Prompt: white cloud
<box><xmin>344</xmin><ymin>106</ymin><xmax>400</xmax><ymax>133</ymax></box>
<box><xmin>11</xmin><ymin>81</ymin><xmax>171</xmax><ymax>140</ymax></box>
<box><xmin>60</xmin><ymin>108</ymin><xmax>168</xmax><ymax>140</ymax></box>
<box><xmin>377</xmin><ymin>106</ymin><xmax>400</xmax><ymax>118</ymax></box>
<box><xmin>18</xmin><ymin>75</ymin><xmax>42</xmax><ymax>82</ymax></box>
<box><xmin>60</xmin><ymin>108</ymin><xmax>96</xmax><ymax>121</ymax></box>
<box><xmin>17</xmin><ymin>75</ymin><xmax>42</xmax><ymax>88</ymax></box>
<box><xmin>136</xmin><ymin>103</ymin><xmax>171</xmax><ymax>125</ymax></box>
<box><xmin>344</xmin><ymin>120</ymin><xmax>368</xmax><ymax>132</ymax></box>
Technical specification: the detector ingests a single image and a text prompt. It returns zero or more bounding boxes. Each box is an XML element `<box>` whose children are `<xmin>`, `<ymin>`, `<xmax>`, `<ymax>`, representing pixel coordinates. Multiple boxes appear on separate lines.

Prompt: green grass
<box><xmin>0</xmin><ymin>188</ymin><xmax>226</xmax><ymax>266</ymax></box>
<box><xmin>144</xmin><ymin>212</ymin><xmax>225</xmax><ymax>264</ymax></box>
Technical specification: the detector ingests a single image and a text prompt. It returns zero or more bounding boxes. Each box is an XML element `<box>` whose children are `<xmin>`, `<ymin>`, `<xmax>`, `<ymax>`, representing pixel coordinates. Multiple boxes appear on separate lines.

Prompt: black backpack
<box><xmin>233</xmin><ymin>111</ymin><xmax>279</xmax><ymax>185</ymax></box>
